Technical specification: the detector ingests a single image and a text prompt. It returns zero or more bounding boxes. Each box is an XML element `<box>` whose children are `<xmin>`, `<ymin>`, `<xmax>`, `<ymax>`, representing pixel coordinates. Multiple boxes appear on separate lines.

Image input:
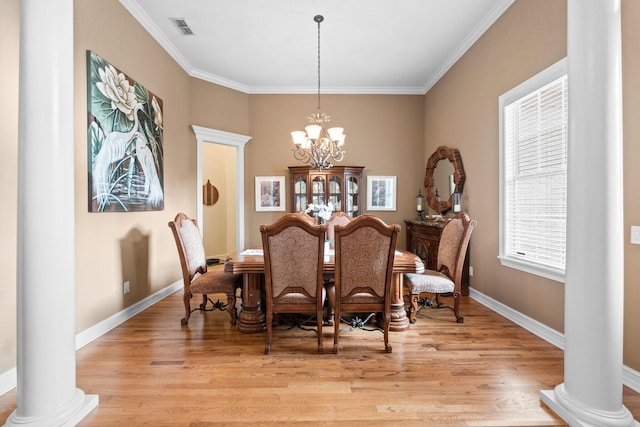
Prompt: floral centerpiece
<box><xmin>306</xmin><ymin>202</ymin><xmax>334</xmax><ymax>223</ymax></box>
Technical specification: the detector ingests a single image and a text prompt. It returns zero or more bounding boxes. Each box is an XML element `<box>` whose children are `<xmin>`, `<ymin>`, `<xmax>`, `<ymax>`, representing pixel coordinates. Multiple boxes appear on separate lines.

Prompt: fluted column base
<box><xmin>541</xmin><ymin>385</ymin><xmax>637</xmax><ymax>427</ymax></box>
<box><xmin>4</xmin><ymin>390</ymin><xmax>98</xmax><ymax>427</ymax></box>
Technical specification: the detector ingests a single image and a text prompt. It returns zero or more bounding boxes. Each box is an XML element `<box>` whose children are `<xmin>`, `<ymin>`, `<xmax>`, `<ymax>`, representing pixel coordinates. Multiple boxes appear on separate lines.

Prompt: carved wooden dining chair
<box><xmin>403</xmin><ymin>212</ymin><xmax>476</xmax><ymax>323</ymax></box>
<box><xmin>168</xmin><ymin>213</ymin><xmax>242</xmax><ymax>326</ymax></box>
<box><xmin>330</xmin><ymin>215</ymin><xmax>400</xmax><ymax>354</ymax></box>
<box><xmin>295</xmin><ymin>211</ymin><xmax>318</xmax><ymax>225</ymax></box>
<box><xmin>322</xmin><ymin>211</ymin><xmax>353</xmax><ymax>323</ymax></box>
<box><xmin>260</xmin><ymin>213</ymin><xmax>327</xmax><ymax>354</ymax></box>
<box><xmin>324</xmin><ymin>211</ymin><xmax>352</xmax><ymax>248</ymax></box>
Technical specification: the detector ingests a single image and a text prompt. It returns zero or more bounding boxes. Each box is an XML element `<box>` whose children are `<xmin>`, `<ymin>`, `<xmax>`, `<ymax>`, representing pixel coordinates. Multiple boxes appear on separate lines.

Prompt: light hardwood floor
<box><xmin>1</xmin><ymin>291</ymin><xmax>639</xmax><ymax>426</ymax></box>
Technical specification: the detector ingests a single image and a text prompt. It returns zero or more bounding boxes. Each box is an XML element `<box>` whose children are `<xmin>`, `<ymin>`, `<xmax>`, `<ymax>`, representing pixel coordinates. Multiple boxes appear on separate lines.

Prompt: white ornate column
<box><xmin>5</xmin><ymin>0</ymin><xmax>98</xmax><ymax>425</ymax></box>
<box><xmin>540</xmin><ymin>0</ymin><xmax>636</xmax><ymax>425</ymax></box>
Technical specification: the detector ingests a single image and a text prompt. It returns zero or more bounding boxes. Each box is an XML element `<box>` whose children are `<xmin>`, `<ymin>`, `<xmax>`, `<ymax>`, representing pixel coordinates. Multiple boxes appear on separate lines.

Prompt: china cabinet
<box><xmin>288</xmin><ymin>166</ymin><xmax>364</xmax><ymax>217</ymax></box>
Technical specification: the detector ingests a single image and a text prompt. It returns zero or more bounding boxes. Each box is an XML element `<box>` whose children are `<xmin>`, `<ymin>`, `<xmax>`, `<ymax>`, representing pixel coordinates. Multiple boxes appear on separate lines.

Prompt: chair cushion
<box><xmin>190</xmin><ymin>270</ymin><xmax>240</xmax><ymax>295</ymax></box>
<box><xmin>340</xmin><ymin>292</ymin><xmax>384</xmax><ymax>304</ymax></box>
<box><xmin>404</xmin><ymin>270</ymin><xmax>455</xmax><ymax>294</ymax></box>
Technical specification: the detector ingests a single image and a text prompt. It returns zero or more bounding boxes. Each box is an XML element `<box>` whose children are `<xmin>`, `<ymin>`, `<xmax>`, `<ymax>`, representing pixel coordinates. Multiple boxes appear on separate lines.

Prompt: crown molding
<box><xmin>119</xmin><ymin>0</ymin><xmax>193</xmax><ymax>74</ymax></box>
<box><xmin>120</xmin><ymin>0</ymin><xmax>515</xmax><ymax>96</ymax></box>
<box><xmin>189</xmin><ymin>68</ymin><xmax>251</xmax><ymax>93</ymax></box>
<box><xmin>421</xmin><ymin>0</ymin><xmax>516</xmax><ymax>94</ymax></box>
<box><xmin>247</xmin><ymin>85</ymin><xmax>426</xmax><ymax>95</ymax></box>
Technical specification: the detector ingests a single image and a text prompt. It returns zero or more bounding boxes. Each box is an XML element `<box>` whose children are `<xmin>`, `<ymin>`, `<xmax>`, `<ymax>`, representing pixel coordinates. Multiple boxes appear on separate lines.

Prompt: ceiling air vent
<box><xmin>170</xmin><ymin>18</ymin><xmax>194</xmax><ymax>36</ymax></box>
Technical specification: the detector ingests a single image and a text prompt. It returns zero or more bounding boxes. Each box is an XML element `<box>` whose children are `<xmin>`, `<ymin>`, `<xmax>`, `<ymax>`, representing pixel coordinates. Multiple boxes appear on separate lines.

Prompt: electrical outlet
<box><xmin>469</xmin><ymin>266</ymin><xmax>474</xmax><ymax>277</ymax></box>
<box><xmin>123</xmin><ymin>281</ymin><xmax>130</xmax><ymax>294</ymax></box>
<box><xmin>632</xmin><ymin>226</ymin><xmax>640</xmax><ymax>245</ymax></box>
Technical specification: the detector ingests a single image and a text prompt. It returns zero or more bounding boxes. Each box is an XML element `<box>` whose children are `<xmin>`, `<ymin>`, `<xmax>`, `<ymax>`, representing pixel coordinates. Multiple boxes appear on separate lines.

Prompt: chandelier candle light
<box><xmin>291</xmin><ymin>15</ymin><xmax>346</xmax><ymax>170</ymax></box>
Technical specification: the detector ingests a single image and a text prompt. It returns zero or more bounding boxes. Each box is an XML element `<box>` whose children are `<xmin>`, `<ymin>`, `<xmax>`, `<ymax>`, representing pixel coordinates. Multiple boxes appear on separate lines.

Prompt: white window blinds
<box><xmin>499</xmin><ymin>59</ymin><xmax>567</xmax><ymax>282</ymax></box>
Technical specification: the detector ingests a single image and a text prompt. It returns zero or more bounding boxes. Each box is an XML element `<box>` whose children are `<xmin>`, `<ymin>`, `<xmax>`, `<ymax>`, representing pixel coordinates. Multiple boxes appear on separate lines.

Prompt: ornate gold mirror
<box><xmin>424</xmin><ymin>146</ymin><xmax>466</xmax><ymax>215</ymax></box>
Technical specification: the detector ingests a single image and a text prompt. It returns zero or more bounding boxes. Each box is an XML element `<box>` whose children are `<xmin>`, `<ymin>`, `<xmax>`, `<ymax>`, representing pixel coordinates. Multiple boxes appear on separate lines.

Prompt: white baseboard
<box><xmin>469</xmin><ymin>287</ymin><xmax>640</xmax><ymax>394</ymax></box>
<box><xmin>0</xmin><ymin>281</ymin><xmax>182</xmax><ymax>396</ymax></box>
<box><xmin>0</xmin><ymin>368</ymin><xmax>16</xmax><ymax>396</ymax></box>
<box><xmin>625</xmin><ymin>364</ymin><xmax>640</xmax><ymax>393</ymax></box>
<box><xmin>75</xmin><ymin>281</ymin><xmax>182</xmax><ymax>350</ymax></box>
<box><xmin>469</xmin><ymin>288</ymin><xmax>565</xmax><ymax>349</ymax></box>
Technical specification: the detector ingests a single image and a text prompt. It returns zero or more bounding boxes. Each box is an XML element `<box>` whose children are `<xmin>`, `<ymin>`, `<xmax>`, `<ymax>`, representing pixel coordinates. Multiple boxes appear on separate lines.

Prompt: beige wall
<box><xmin>0</xmin><ymin>0</ymin><xmax>19</xmax><ymax>373</ymax></box>
<box><xmin>189</xmin><ymin>78</ymin><xmax>250</xmax><ymax>136</ymax></box>
<box><xmin>2</xmin><ymin>0</ymin><xmax>640</xmax><ymax>380</ymax></box>
<box><xmin>244</xmin><ymin>94</ymin><xmax>425</xmax><ymax>248</ymax></box>
<box><xmin>424</xmin><ymin>0</ymin><xmax>567</xmax><ymax>332</ymax></box>
<box><xmin>73</xmin><ymin>0</ymin><xmax>195</xmax><ymax>331</ymax></box>
<box><xmin>622</xmin><ymin>0</ymin><xmax>640</xmax><ymax>371</ymax></box>
<box><xmin>424</xmin><ymin>0</ymin><xmax>640</xmax><ymax>370</ymax></box>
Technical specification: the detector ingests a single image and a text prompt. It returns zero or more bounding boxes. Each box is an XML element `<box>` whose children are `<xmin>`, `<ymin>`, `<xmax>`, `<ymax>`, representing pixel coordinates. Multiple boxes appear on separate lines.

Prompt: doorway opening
<box><xmin>191</xmin><ymin>125</ymin><xmax>251</xmax><ymax>252</ymax></box>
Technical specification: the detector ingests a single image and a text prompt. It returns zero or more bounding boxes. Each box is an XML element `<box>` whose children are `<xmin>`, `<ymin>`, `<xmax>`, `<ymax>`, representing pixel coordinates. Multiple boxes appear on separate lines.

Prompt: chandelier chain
<box><xmin>291</xmin><ymin>14</ymin><xmax>345</xmax><ymax>170</ymax></box>
<box><xmin>316</xmin><ymin>16</ymin><xmax>321</xmax><ymax>112</ymax></box>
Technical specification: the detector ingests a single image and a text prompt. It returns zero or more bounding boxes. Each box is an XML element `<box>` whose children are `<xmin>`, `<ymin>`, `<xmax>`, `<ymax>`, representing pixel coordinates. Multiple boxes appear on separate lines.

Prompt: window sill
<box><xmin>498</xmin><ymin>255</ymin><xmax>565</xmax><ymax>283</ymax></box>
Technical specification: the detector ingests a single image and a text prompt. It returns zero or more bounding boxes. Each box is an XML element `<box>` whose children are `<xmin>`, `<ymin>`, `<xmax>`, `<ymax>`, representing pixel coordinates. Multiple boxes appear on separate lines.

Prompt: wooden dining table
<box><xmin>224</xmin><ymin>249</ymin><xmax>424</xmax><ymax>334</ymax></box>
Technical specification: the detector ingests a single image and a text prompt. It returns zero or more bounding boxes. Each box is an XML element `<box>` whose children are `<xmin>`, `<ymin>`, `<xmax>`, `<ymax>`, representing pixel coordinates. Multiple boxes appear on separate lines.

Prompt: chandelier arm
<box><xmin>312</xmin><ymin>144</ymin><xmax>324</xmax><ymax>167</ymax></box>
<box><xmin>332</xmin><ymin>148</ymin><xmax>345</xmax><ymax>163</ymax></box>
<box><xmin>293</xmin><ymin>147</ymin><xmax>311</xmax><ymax>164</ymax></box>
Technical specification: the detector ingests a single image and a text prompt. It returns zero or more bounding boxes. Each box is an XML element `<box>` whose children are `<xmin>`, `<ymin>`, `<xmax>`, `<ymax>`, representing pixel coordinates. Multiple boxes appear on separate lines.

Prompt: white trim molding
<box><xmin>0</xmin><ymin>368</ymin><xmax>16</xmax><ymax>397</ymax></box>
<box><xmin>469</xmin><ymin>287</ymin><xmax>565</xmax><ymax>349</ymax></box>
<box><xmin>120</xmin><ymin>0</ymin><xmax>515</xmax><ymax>95</ymax></box>
<box><xmin>0</xmin><ymin>281</ymin><xmax>182</xmax><ymax>397</ymax></box>
<box><xmin>75</xmin><ymin>281</ymin><xmax>182</xmax><ymax>350</ymax></box>
<box><xmin>469</xmin><ymin>287</ymin><xmax>640</xmax><ymax>394</ymax></box>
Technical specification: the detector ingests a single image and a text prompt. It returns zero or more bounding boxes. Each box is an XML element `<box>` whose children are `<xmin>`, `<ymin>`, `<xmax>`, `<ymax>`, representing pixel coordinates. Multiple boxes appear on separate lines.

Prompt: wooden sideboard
<box><xmin>404</xmin><ymin>219</ymin><xmax>470</xmax><ymax>296</ymax></box>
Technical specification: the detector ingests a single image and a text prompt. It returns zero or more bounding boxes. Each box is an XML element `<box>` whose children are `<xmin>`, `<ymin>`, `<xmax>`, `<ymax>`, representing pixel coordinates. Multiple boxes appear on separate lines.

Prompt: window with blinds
<box><xmin>498</xmin><ymin>58</ymin><xmax>567</xmax><ymax>283</ymax></box>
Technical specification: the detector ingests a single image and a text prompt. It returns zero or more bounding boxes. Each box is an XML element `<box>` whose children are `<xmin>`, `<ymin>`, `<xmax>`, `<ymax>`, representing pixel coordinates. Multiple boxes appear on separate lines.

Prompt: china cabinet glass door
<box><xmin>346</xmin><ymin>175</ymin><xmax>360</xmax><ymax>216</ymax></box>
<box><xmin>311</xmin><ymin>176</ymin><xmax>325</xmax><ymax>206</ymax></box>
<box><xmin>293</xmin><ymin>177</ymin><xmax>307</xmax><ymax>212</ymax></box>
<box><xmin>328</xmin><ymin>176</ymin><xmax>342</xmax><ymax>211</ymax></box>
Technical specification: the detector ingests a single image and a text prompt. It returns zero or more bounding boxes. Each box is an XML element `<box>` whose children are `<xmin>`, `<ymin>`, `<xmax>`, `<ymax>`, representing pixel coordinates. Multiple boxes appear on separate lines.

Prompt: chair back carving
<box><xmin>333</xmin><ymin>215</ymin><xmax>400</xmax><ymax>353</ymax></box>
<box><xmin>260</xmin><ymin>213</ymin><xmax>327</xmax><ymax>354</ymax></box>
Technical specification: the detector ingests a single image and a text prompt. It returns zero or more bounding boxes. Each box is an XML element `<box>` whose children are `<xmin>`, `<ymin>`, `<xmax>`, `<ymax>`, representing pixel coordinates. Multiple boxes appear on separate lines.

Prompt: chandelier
<box><xmin>291</xmin><ymin>15</ymin><xmax>346</xmax><ymax>170</ymax></box>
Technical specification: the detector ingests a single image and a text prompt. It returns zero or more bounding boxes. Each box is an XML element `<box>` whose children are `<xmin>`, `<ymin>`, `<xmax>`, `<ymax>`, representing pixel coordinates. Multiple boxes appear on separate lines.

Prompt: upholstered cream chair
<box><xmin>403</xmin><ymin>212</ymin><xmax>476</xmax><ymax>323</ymax></box>
<box><xmin>330</xmin><ymin>215</ymin><xmax>399</xmax><ymax>354</ymax></box>
<box><xmin>168</xmin><ymin>213</ymin><xmax>242</xmax><ymax>326</ymax></box>
<box><xmin>260</xmin><ymin>213</ymin><xmax>327</xmax><ymax>355</ymax></box>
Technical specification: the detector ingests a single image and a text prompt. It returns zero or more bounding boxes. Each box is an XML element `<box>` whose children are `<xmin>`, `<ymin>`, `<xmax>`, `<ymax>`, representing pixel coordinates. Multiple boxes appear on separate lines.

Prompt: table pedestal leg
<box><xmin>237</xmin><ymin>273</ymin><xmax>266</xmax><ymax>334</ymax></box>
<box><xmin>390</xmin><ymin>273</ymin><xmax>409</xmax><ymax>331</ymax></box>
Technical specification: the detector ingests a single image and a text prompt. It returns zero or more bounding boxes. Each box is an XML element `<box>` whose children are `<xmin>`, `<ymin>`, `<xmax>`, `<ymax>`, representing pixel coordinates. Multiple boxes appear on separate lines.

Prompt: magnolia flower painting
<box><xmin>86</xmin><ymin>51</ymin><xmax>164</xmax><ymax>212</ymax></box>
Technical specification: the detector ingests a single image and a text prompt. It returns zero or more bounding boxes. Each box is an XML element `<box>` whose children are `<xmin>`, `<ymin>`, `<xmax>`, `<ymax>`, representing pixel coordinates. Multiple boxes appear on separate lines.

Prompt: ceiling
<box><xmin>120</xmin><ymin>0</ymin><xmax>515</xmax><ymax>95</ymax></box>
